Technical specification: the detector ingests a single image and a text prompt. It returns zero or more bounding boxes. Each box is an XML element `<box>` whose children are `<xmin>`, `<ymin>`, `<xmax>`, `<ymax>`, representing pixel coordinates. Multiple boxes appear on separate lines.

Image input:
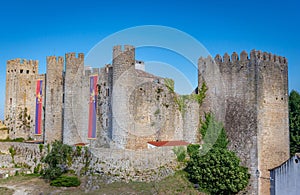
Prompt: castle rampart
<box><xmin>44</xmin><ymin>56</ymin><xmax>64</xmax><ymax>143</ymax></box>
<box><xmin>198</xmin><ymin>50</ymin><xmax>289</xmax><ymax>194</ymax></box>
<box><xmin>5</xmin><ymin>58</ymin><xmax>44</xmax><ymax>140</ymax></box>
<box><xmin>63</xmin><ymin>53</ymin><xmax>89</xmax><ymax>145</ymax></box>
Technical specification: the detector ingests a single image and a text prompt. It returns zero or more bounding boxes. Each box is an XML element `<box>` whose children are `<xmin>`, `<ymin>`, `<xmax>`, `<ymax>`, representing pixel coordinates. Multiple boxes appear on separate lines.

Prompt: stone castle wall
<box><xmin>5</xmin><ymin>59</ymin><xmax>45</xmax><ymax>140</ymax></box>
<box><xmin>255</xmin><ymin>51</ymin><xmax>289</xmax><ymax>195</ymax></box>
<box><xmin>111</xmin><ymin>45</ymin><xmax>136</xmax><ymax>149</ymax></box>
<box><xmin>44</xmin><ymin>56</ymin><xmax>64</xmax><ymax>143</ymax></box>
<box><xmin>63</xmin><ymin>53</ymin><xmax>87</xmax><ymax>145</ymax></box>
<box><xmin>95</xmin><ymin>65</ymin><xmax>113</xmax><ymax>148</ymax></box>
<box><xmin>198</xmin><ymin>50</ymin><xmax>289</xmax><ymax>194</ymax></box>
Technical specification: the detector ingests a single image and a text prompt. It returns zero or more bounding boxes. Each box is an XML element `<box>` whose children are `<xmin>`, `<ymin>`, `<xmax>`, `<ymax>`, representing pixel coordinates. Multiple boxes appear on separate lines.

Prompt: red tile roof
<box><xmin>147</xmin><ymin>140</ymin><xmax>189</xmax><ymax>147</ymax></box>
<box><xmin>74</xmin><ymin>142</ymin><xmax>88</xmax><ymax>146</ymax></box>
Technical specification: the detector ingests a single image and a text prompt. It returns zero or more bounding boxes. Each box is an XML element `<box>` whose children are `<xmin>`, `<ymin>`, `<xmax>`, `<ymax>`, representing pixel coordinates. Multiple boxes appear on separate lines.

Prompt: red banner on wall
<box><xmin>35</xmin><ymin>79</ymin><xmax>43</xmax><ymax>135</ymax></box>
<box><xmin>88</xmin><ymin>75</ymin><xmax>98</xmax><ymax>139</ymax></box>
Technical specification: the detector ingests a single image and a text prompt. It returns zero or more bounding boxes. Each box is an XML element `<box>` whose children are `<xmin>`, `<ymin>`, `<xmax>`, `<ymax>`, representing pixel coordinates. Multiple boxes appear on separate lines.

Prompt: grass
<box><xmin>0</xmin><ymin>187</ymin><xmax>14</xmax><ymax>195</ymax></box>
<box><xmin>0</xmin><ymin>171</ymin><xmax>205</xmax><ymax>195</ymax></box>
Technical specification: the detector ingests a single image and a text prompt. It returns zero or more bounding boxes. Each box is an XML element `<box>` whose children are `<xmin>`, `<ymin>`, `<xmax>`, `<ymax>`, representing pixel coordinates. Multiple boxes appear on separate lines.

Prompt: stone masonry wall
<box><xmin>255</xmin><ymin>51</ymin><xmax>289</xmax><ymax>195</ymax></box>
<box><xmin>0</xmin><ymin>142</ymin><xmax>179</xmax><ymax>183</ymax></box>
<box><xmin>5</xmin><ymin>59</ymin><xmax>45</xmax><ymax>140</ymax></box>
<box><xmin>63</xmin><ymin>53</ymin><xmax>87</xmax><ymax>145</ymax></box>
<box><xmin>198</xmin><ymin>50</ymin><xmax>289</xmax><ymax>194</ymax></box>
<box><xmin>44</xmin><ymin>56</ymin><xmax>64</xmax><ymax>143</ymax></box>
<box><xmin>111</xmin><ymin>45</ymin><xmax>136</xmax><ymax>149</ymax></box>
<box><xmin>95</xmin><ymin>65</ymin><xmax>113</xmax><ymax>148</ymax></box>
<box><xmin>126</xmin><ymin>77</ymin><xmax>182</xmax><ymax>149</ymax></box>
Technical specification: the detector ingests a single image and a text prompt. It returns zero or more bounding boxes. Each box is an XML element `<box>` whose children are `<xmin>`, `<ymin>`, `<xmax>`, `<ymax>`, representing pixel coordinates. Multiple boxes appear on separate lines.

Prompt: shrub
<box><xmin>50</xmin><ymin>175</ymin><xmax>81</xmax><ymax>187</ymax></box>
<box><xmin>187</xmin><ymin>144</ymin><xmax>200</xmax><ymax>156</ymax></box>
<box><xmin>185</xmin><ymin>113</ymin><xmax>249</xmax><ymax>194</ymax></box>
<box><xmin>185</xmin><ymin>148</ymin><xmax>250</xmax><ymax>194</ymax></box>
<box><xmin>42</xmin><ymin>141</ymin><xmax>72</xmax><ymax>180</ymax></box>
<box><xmin>173</xmin><ymin>146</ymin><xmax>186</xmax><ymax>162</ymax></box>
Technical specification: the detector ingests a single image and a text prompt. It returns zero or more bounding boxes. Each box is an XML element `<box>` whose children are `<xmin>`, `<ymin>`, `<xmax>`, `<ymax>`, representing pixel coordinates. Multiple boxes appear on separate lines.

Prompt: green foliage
<box><xmin>185</xmin><ymin>113</ymin><xmax>249</xmax><ymax>194</ymax></box>
<box><xmin>75</xmin><ymin>145</ymin><xmax>82</xmax><ymax>156</ymax></box>
<box><xmin>9</xmin><ymin>146</ymin><xmax>16</xmax><ymax>163</ymax></box>
<box><xmin>200</xmin><ymin>113</ymin><xmax>228</xmax><ymax>151</ymax></box>
<box><xmin>289</xmin><ymin>90</ymin><xmax>300</xmax><ymax>155</ymax></box>
<box><xmin>50</xmin><ymin>175</ymin><xmax>81</xmax><ymax>187</ymax></box>
<box><xmin>39</xmin><ymin>144</ymin><xmax>44</xmax><ymax>153</ymax></box>
<box><xmin>164</xmin><ymin>78</ymin><xmax>175</xmax><ymax>92</ymax></box>
<box><xmin>187</xmin><ymin>144</ymin><xmax>200</xmax><ymax>156</ymax></box>
<box><xmin>34</xmin><ymin>163</ymin><xmax>42</xmax><ymax>174</ymax></box>
<box><xmin>46</xmin><ymin>143</ymin><xmax>50</xmax><ymax>153</ymax></box>
<box><xmin>191</xmin><ymin>82</ymin><xmax>208</xmax><ymax>105</ymax></box>
<box><xmin>0</xmin><ymin>137</ymin><xmax>24</xmax><ymax>142</ymax></box>
<box><xmin>185</xmin><ymin>148</ymin><xmax>250</xmax><ymax>194</ymax></box>
<box><xmin>175</xmin><ymin>95</ymin><xmax>187</xmax><ymax>113</ymax></box>
<box><xmin>42</xmin><ymin>141</ymin><xmax>72</xmax><ymax>180</ymax></box>
<box><xmin>80</xmin><ymin>147</ymin><xmax>92</xmax><ymax>175</ymax></box>
<box><xmin>173</xmin><ymin>146</ymin><xmax>186</xmax><ymax>162</ymax></box>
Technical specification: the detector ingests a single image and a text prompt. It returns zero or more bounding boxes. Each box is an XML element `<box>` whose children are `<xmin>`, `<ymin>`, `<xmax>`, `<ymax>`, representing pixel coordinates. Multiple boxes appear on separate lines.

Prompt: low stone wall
<box><xmin>72</xmin><ymin>146</ymin><xmax>179</xmax><ymax>182</ymax></box>
<box><xmin>0</xmin><ymin>142</ymin><xmax>43</xmax><ymax>170</ymax></box>
<box><xmin>0</xmin><ymin>142</ymin><xmax>180</xmax><ymax>182</ymax></box>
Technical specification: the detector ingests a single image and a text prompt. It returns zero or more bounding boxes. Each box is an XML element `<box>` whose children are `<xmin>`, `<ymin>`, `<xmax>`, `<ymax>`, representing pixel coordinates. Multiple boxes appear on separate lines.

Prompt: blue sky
<box><xmin>0</xmin><ymin>0</ymin><xmax>299</xmax><ymax>119</ymax></box>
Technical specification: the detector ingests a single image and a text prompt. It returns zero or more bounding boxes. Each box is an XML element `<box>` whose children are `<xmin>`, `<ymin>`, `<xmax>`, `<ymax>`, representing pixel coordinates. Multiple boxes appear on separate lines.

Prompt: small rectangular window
<box><xmin>26</xmin><ymin>70</ymin><xmax>29</xmax><ymax>74</ymax></box>
<box><xmin>106</xmin><ymin>88</ymin><xmax>109</xmax><ymax>96</ymax></box>
<box><xmin>20</xmin><ymin>69</ymin><xmax>23</xmax><ymax>73</ymax></box>
<box><xmin>9</xmin><ymin>98</ymin><xmax>12</xmax><ymax>105</ymax></box>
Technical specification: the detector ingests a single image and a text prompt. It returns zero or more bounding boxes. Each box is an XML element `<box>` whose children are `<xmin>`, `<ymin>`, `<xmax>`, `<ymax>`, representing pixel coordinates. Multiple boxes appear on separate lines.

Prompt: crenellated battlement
<box><xmin>7</xmin><ymin>58</ymin><xmax>39</xmax><ymax>67</ymax></box>
<box><xmin>46</xmin><ymin>56</ymin><xmax>64</xmax><ymax>64</ymax></box>
<box><xmin>6</xmin><ymin>58</ymin><xmax>38</xmax><ymax>75</ymax></box>
<box><xmin>210</xmin><ymin>50</ymin><xmax>287</xmax><ymax>66</ymax></box>
<box><xmin>113</xmin><ymin>45</ymin><xmax>135</xmax><ymax>57</ymax></box>
<box><xmin>65</xmin><ymin>52</ymin><xmax>84</xmax><ymax>61</ymax></box>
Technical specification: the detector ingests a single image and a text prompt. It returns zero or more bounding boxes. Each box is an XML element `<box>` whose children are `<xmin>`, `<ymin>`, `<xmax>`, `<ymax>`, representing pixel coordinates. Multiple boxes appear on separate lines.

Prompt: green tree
<box><xmin>289</xmin><ymin>90</ymin><xmax>300</xmax><ymax>155</ymax></box>
<box><xmin>185</xmin><ymin>148</ymin><xmax>250</xmax><ymax>194</ymax></box>
<box><xmin>185</xmin><ymin>113</ymin><xmax>249</xmax><ymax>194</ymax></box>
<box><xmin>42</xmin><ymin>141</ymin><xmax>72</xmax><ymax>180</ymax></box>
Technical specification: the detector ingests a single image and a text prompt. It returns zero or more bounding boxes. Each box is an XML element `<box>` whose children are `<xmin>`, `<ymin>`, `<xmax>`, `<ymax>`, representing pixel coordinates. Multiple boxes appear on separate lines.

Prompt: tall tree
<box><xmin>289</xmin><ymin>90</ymin><xmax>300</xmax><ymax>155</ymax></box>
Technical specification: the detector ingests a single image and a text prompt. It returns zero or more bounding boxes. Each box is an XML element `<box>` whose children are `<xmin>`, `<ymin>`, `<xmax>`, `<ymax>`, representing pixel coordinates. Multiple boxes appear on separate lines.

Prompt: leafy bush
<box><xmin>185</xmin><ymin>113</ymin><xmax>249</xmax><ymax>194</ymax></box>
<box><xmin>173</xmin><ymin>146</ymin><xmax>186</xmax><ymax>162</ymax></box>
<box><xmin>50</xmin><ymin>175</ymin><xmax>81</xmax><ymax>187</ymax></box>
<box><xmin>187</xmin><ymin>144</ymin><xmax>200</xmax><ymax>156</ymax></box>
<box><xmin>185</xmin><ymin>148</ymin><xmax>250</xmax><ymax>194</ymax></box>
<box><xmin>42</xmin><ymin>141</ymin><xmax>72</xmax><ymax>180</ymax></box>
<box><xmin>9</xmin><ymin>146</ymin><xmax>16</xmax><ymax>163</ymax></box>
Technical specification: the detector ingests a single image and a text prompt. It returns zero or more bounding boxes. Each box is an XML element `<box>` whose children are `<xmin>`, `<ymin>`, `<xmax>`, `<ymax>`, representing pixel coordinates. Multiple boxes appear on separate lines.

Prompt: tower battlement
<box><xmin>113</xmin><ymin>45</ymin><xmax>135</xmax><ymax>57</ymax></box>
<box><xmin>7</xmin><ymin>58</ymin><xmax>38</xmax><ymax>75</ymax></box>
<box><xmin>46</xmin><ymin>56</ymin><xmax>64</xmax><ymax>64</ymax></box>
<box><xmin>211</xmin><ymin>50</ymin><xmax>287</xmax><ymax>65</ymax></box>
<box><xmin>199</xmin><ymin>50</ymin><xmax>287</xmax><ymax>74</ymax></box>
<box><xmin>65</xmin><ymin>53</ymin><xmax>84</xmax><ymax>62</ymax></box>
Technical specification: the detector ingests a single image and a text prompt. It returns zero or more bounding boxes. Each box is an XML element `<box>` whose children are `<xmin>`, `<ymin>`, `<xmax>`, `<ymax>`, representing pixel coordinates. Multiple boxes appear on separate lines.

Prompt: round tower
<box><xmin>111</xmin><ymin>45</ymin><xmax>136</xmax><ymax>149</ymax></box>
<box><xmin>112</xmin><ymin>45</ymin><xmax>135</xmax><ymax>85</ymax></box>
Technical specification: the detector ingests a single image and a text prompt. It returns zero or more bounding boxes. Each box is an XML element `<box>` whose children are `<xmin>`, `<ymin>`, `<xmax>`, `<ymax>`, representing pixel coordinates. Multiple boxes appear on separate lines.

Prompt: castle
<box><xmin>4</xmin><ymin>45</ymin><xmax>289</xmax><ymax>194</ymax></box>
